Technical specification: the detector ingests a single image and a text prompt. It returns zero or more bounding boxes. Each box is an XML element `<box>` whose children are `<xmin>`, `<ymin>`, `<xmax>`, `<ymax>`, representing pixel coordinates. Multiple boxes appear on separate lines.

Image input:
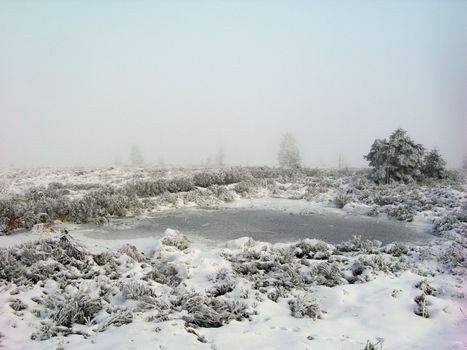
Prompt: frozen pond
<box><xmin>85</xmin><ymin>206</ymin><xmax>432</xmax><ymax>245</ymax></box>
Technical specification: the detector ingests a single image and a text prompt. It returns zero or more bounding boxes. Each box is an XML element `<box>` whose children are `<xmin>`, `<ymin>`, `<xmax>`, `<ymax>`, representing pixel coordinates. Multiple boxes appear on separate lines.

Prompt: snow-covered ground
<box><xmin>0</xmin><ymin>167</ymin><xmax>465</xmax><ymax>349</ymax></box>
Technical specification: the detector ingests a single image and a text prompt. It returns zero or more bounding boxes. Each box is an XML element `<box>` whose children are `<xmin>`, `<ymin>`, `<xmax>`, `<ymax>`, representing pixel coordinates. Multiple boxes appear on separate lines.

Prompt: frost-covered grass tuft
<box><xmin>9</xmin><ymin>298</ymin><xmax>27</xmax><ymax>311</ymax></box>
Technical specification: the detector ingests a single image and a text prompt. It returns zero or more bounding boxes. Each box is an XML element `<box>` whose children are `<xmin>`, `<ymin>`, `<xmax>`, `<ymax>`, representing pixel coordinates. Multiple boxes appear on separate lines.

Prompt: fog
<box><xmin>1</xmin><ymin>1</ymin><xmax>466</xmax><ymax>168</ymax></box>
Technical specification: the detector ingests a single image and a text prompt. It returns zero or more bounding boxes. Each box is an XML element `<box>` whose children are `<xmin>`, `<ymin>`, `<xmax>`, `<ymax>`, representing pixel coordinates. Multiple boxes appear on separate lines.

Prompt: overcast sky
<box><xmin>0</xmin><ymin>0</ymin><xmax>466</xmax><ymax>168</ymax></box>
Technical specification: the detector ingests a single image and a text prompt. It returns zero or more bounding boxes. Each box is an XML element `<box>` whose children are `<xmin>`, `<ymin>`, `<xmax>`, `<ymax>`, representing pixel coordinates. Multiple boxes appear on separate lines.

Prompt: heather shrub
<box><xmin>288</xmin><ymin>293</ymin><xmax>322</xmax><ymax>319</ymax></box>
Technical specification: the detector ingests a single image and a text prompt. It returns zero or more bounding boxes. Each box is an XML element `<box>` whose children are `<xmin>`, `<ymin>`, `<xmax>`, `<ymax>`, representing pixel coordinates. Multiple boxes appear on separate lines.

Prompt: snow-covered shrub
<box><xmin>193</xmin><ymin>171</ymin><xmax>226</xmax><ymax>187</ymax></box>
<box><xmin>385</xmin><ymin>242</ymin><xmax>409</xmax><ymax>257</ymax></box>
<box><xmin>93</xmin><ymin>251</ymin><xmax>114</xmax><ymax>266</ymax></box>
<box><xmin>122</xmin><ymin>282</ymin><xmax>157</xmax><ymax>300</ymax></box>
<box><xmin>166</xmin><ymin>177</ymin><xmax>195</xmax><ymax>193</ymax></box>
<box><xmin>288</xmin><ymin>293</ymin><xmax>322</xmax><ymax>320</ymax></box>
<box><xmin>208</xmin><ymin>185</ymin><xmax>235</xmax><ymax>202</ymax></box>
<box><xmin>44</xmin><ymin>292</ymin><xmax>102</xmax><ymax>328</ymax></box>
<box><xmin>234</xmin><ymin>179</ymin><xmax>265</xmax><ymax>196</ymax></box>
<box><xmin>208</xmin><ymin>281</ymin><xmax>235</xmax><ymax>297</ymax></box>
<box><xmin>144</xmin><ymin>264</ymin><xmax>181</xmax><ymax>287</ymax></box>
<box><xmin>337</xmin><ymin>236</ymin><xmax>381</xmax><ymax>254</ymax></box>
<box><xmin>181</xmin><ymin>294</ymin><xmax>252</xmax><ymax>328</ymax></box>
<box><xmin>433</xmin><ymin>214</ymin><xmax>460</xmax><ymax>234</ymax></box>
<box><xmin>308</xmin><ymin>262</ymin><xmax>346</xmax><ymax>287</ymax></box>
<box><xmin>117</xmin><ymin>244</ymin><xmax>145</xmax><ymax>262</ymax></box>
<box><xmin>414</xmin><ymin>293</ymin><xmax>430</xmax><ymax>318</ymax></box>
<box><xmin>354</xmin><ymin>254</ymin><xmax>407</xmax><ymax>275</ymax></box>
<box><xmin>439</xmin><ymin>243</ymin><xmax>465</xmax><ymax>267</ymax></box>
<box><xmin>386</xmin><ymin>204</ymin><xmax>415</xmax><ymax>222</ymax></box>
<box><xmin>160</xmin><ymin>229</ymin><xmax>190</xmax><ymax>250</ymax></box>
<box><xmin>293</xmin><ymin>239</ymin><xmax>335</xmax><ymax>260</ymax></box>
<box><xmin>0</xmin><ymin>235</ymin><xmax>91</xmax><ymax>285</ymax></box>
<box><xmin>126</xmin><ymin>180</ymin><xmax>169</xmax><ymax>197</ymax></box>
<box><xmin>334</xmin><ymin>191</ymin><xmax>350</xmax><ymax>209</ymax></box>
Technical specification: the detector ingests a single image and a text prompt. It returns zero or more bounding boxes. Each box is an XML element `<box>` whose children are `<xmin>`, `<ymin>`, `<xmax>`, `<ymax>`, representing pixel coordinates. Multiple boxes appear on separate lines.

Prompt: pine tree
<box><xmin>364</xmin><ymin>128</ymin><xmax>424</xmax><ymax>183</ymax></box>
<box><xmin>278</xmin><ymin>133</ymin><xmax>301</xmax><ymax>169</ymax></box>
<box><xmin>422</xmin><ymin>149</ymin><xmax>447</xmax><ymax>179</ymax></box>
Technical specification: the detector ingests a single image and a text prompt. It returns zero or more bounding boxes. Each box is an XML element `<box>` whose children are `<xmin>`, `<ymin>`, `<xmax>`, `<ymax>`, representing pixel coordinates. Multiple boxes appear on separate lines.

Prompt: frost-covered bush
<box><xmin>93</xmin><ymin>251</ymin><xmax>114</xmax><ymax>266</ymax></box>
<box><xmin>439</xmin><ymin>243</ymin><xmax>465</xmax><ymax>267</ymax></box>
<box><xmin>181</xmin><ymin>294</ymin><xmax>252</xmax><ymax>328</ymax></box>
<box><xmin>354</xmin><ymin>254</ymin><xmax>407</xmax><ymax>275</ymax></box>
<box><xmin>207</xmin><ymin>185</ymin><xmax>235</xmax><ymax>202</ymax></box>
<box><xmin>385</xmin><ymin>242</ymin><xmax>409</xmax><ymax>257</ymax></box>
<box><xmin>44</xmin><ymin>292</ymin><xmax>102</xmax><ymax>328</ymax></box>
<box><xmin>386</xmin><ymin>204</ymin><xmax>415</xmax><ymax>222</ymax></box>
<box><xmin>293</xmin><ymin>239</ymin><xmax>335</xmax><ymax>260</ymax></box>
<box><xmin>288</xmin><ymin>293</ymin><xmax>322</xmax><ymax>319</ymax></box>
<box><xmin>117</xmin><ymin>244</ymin><xmax>146</xmax><ymax>262</ymax></box>
<box><xmin>122</xmin><ymin>282</ymin><xmax>158</xmax><ymax>300</ymax></box>
<box><xmin>334</xmin><ymin>191</ymin><xmax>350</xmax><ymax>209</ymax></box>
<box><xmin>337</xmin><ymin>236</ymin><xmax>382</xmax><ymax>254</ymax></box>
<box><xmin>234</xmin><ymin>179</ymin><xmax>265</xmax><ymax>196</ymax></box>
<box><xmin>308</xmin><ymin>262</ymin><xmax>346</xmax><ymax>287</ymax></box>
<box><xmin>160</xmin><ymin>229</ymin><xmax>190</xmax><ymax>250</ymax></box>
<box><xmin>0</xmin><ymin>235</ymin><xmax>90</xmax><ymax>285</ymax></box>
<box><xmin>193</xmin><ymin>172</ymin><xmax>227</xmax><ymax>187</ymax></box>
<box><xmin>144</xmin><ymin>264</ymin><xmax>181</xmax><ymax>287</ymax></box>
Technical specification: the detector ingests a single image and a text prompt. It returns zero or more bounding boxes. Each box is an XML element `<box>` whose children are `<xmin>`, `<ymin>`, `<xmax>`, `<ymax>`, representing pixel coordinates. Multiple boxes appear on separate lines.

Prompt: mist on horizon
<box><xmin>1</xmin><ymin>1</ymin><xmax>466</xmax><ymax>169</ymax></box>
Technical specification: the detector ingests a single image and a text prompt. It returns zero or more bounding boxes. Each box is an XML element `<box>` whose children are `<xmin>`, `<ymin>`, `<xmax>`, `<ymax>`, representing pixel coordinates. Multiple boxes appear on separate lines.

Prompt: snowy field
<box><xmin>0</xmin><ymin>167</ymin><xmax>466</xmax><ymax>349</ymax></box>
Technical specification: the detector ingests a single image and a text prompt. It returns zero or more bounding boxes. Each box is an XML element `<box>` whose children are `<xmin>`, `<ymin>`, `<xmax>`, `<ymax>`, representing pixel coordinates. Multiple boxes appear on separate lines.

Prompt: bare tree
<box><xmin>158</xmin><ymin>156</ymin><xmax>165</xmax><ymax>169</ymax></box>
<box><xmin>278</xmin><ymin>133</ymin><xmax>301</xmax><ymax>168</ymax></box>
<box><xmin>129</xmin><ymin>145</ymin><xmax>144</xmax><ymax>167</ymax></box>
<box><xmin>216</xmin><ymin>147</ymin><xmax>225</xmax><ymax>168</ymax></box>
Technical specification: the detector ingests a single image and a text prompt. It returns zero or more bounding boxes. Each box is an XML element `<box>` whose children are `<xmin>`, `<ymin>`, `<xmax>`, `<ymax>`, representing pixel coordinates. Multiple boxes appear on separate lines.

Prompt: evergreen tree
<box><xmin>129</xmin><ymin>145</ymin><xmax>144</xmax><ymax>167</ymax></box>
<box><xmin>278</xmin><ymin>133</ymin><xmax>301</xmax><ymax>169</ymax></box>
<box><xmin>422</xmin><ymin>149</ymin><xmax>447</xmax><ymax>179</ymax></box>
<box><xmin>364</xmin><ymin>128</ymin><xmax>424</xmax><ymax>183</ymax></box>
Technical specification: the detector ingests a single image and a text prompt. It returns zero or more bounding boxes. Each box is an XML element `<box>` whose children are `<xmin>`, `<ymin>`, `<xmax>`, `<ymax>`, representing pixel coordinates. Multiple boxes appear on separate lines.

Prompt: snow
<box><xmin>0</xmin><ymin>167</ymin><xmax>465</xmax><ymax>349</ymax></box>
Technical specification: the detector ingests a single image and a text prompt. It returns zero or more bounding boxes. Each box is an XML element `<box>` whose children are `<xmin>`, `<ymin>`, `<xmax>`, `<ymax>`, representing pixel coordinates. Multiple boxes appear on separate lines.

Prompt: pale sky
<box><xmin>0</xmin><ymin>0</ymin><xmax>466</xmax><ymax>168</ymax></box>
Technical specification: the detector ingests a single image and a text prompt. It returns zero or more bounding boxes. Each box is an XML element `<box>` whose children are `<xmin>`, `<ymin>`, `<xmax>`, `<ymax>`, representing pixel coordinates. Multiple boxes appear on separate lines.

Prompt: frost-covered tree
<box><xmin>422</xmin><ymin>149</ymin><xmax>447</xmax><ymax>179</ymax></box>
<box><xmin>129</xmin><ymin>145</ymin><xmax>144</xmax><ymax>167</ymax></box>
<box><xmin>216</xmin><ymin>147</ymin><xmax>225</xmax><ymax>168</ymax></box>
<box><xmin>278</xmin><ymin>133</ymin><xmax>301</xmax><ymax>169</ymax></box>
<box><xmin>364</xmin><ymin>128</ymin><xmax>424</xmax><ymax>183</ymax></box>
<box><xmin>463</xmin><ymin>155</ymin><xmax>467</xmax><ymax>170</ymax></box>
